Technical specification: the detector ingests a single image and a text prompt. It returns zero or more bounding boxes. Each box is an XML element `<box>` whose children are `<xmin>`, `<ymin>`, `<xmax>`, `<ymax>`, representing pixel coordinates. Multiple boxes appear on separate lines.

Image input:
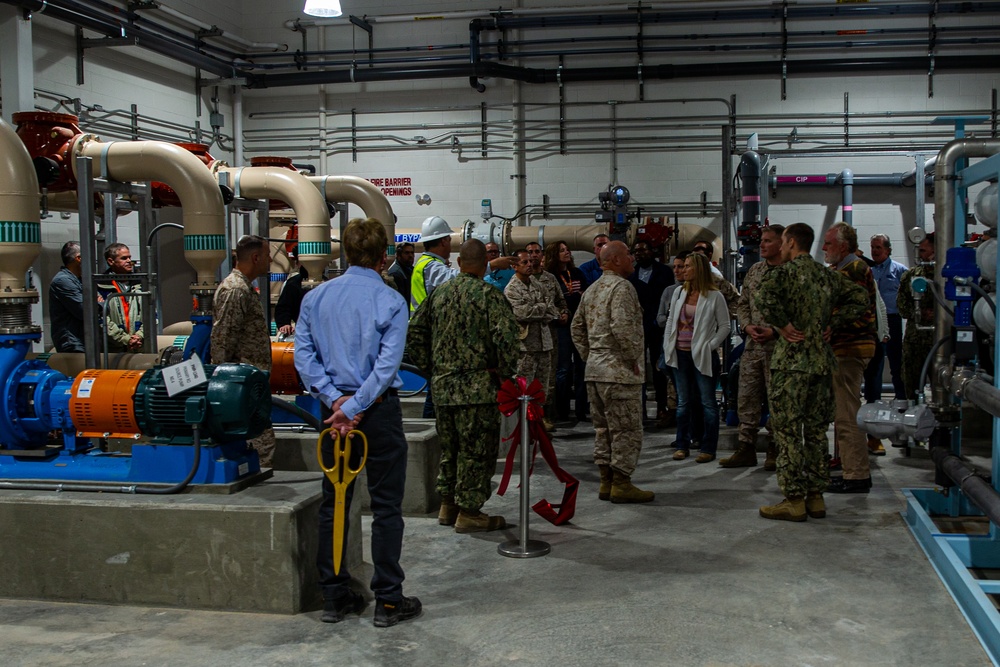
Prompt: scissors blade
<box><xmin>332</xmin><ymin>481</ymin><xmax>349</xmax><ymax>575</ymax></box>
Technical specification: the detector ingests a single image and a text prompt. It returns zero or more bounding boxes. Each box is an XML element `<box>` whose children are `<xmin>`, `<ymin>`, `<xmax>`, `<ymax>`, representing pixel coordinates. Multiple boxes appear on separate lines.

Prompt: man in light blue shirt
<box><xmin>579</xmin><ymin>233</ymin><xmax>610</xmax><ymax>286</ymax></box>
<box><xmin>295</xmin><ymin>217</ymin><xmax>421</xmax><ymax>629</ymax></box>
<box><xmin>483</xmin><ymin>241</ymin><xmax>515</xmax><ymax>290</ymax></box>
<box><xmin>869</xmin><ymin>233</ymin><xmax>907</xmax><ymax>400</ymax></box>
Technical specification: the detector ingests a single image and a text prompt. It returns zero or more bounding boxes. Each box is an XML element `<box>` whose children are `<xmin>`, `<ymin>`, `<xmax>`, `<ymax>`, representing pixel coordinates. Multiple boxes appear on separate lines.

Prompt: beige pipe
<box><xmin>217</xmin><ymin>166</ymin><xmax>332</xmax><ymax>285</ymax></box>
<box><xmin>0</xmin><ymin>117</ymin><xmax>41</xmax><ymax>294</ymax></box>
<box><xmin>72</xmin><ymin>137</ymin><xmax>226</xmax><ymax>288</ymax></box>
<box><xmin>308</xmin><ymin>175</ymin><xmax>395</xmax><ymax>264</ymax></box>
<box><xmin>38</xmin><ymin>352</ymin><xmax>162</xmax><ymax>377</ymax></box>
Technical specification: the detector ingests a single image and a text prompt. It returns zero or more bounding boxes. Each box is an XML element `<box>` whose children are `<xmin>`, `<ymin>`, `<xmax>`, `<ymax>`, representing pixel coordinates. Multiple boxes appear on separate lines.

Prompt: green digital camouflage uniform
<box><xmin>570</xmin><ymin>270</ymin><xmax>645</xmax><ymax>475</ymax></box>
<box><xmin>735</xmin><ymin>259</ymin><xmax>778</xmax><ymax>448</ymax></box>
<box><xmin>211</xmin><ymin>268</ymin><xmax>275</xmax><ymax>466</ymax></box>
<box><xmin>755</xmin><ymin>254</ymin><xmax>870</xmax><ymax>498</ymax></box>
<box><xmin>406</xmin><ymin>272</ymin><xmax>520</xmax><ymax>512</ymax></box>
<box><xmin>897</xmin><ymin>264</ymin><xmax>936</xmax><ymax>399</ymax></box>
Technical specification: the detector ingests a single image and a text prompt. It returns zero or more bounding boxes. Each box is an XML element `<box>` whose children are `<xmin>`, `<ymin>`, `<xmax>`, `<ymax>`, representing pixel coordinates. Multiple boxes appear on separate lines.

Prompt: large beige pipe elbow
<box><xmin>72</xmin><ymin>137</ymin><xmax>226</xmax><ymax>287</ymax></box>
<box><xmin>0</xmin><ymin>117</ymin><xmax>42</xmax><ymax>294</ymax></box>
<box><xmin>218</xmin><ymin>166</ymin><xmax>332</xmax><ymax>283</ymax></box>
<box><xmin>308</xmin><ymin>175</ymin><xmax>396</xmax><ymax>261</ymax></box>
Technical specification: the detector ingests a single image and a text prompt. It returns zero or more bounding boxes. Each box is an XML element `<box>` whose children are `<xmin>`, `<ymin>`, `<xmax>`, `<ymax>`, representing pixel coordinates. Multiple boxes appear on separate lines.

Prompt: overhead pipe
<box><xmin>146</xmin><ymin>2</ymin><xmax>287</xmax><ymax>53</ymax></box>
<box><xmin>244</xmin><ymin>55</ymin><xmax>1000</xmax><ymax>90</ymax></box>
<box><xmin>932</xmin><ymin>138</ymin><xmax>1000</xmax><ymax>406</ymax></box>
<box><xmin>215</xmin><ymin>166</ymin><xmax>332</xmax><ymax>288</ymax></box>
<box><xmin>307</xmin><ymin>175</ymin><xmax>394</xmax><ymax>275</ymax></box>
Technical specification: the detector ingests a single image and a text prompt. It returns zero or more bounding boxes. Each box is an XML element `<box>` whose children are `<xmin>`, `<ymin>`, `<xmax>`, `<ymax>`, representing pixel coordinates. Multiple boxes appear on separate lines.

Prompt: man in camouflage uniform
<box><xmin>527</xmin><ymin>241</ymin><xmax>568</xmax><ymax>432</ymax></box>
<box><xmin>505</xmin><ymin>249</ymin><xmax>561</xmax><ymax>410</ymax></box>
<box><xmin>823</xmin><ymin>222</ymin><xmax>878</xmax><ymax>495</ymax></box>
<box><xmin>406</xmin><ymin>239</ymin><xmax>520</xmax><ymax>533</ymax></box>
<box><xmin>898</xmin><ymin>232</ymin><xmax>936</xmax><ymax>399</ymax></box>
<box><xmin>720</xmin><ymin>224</ymin><xmax>785</xmax><ymax>470</ymax></box>
<box><xmin>571</xmin><ymin>240</ymin><xmax>653</xmax><ymax>504</ymax></box>
<box><xmin>755</xmin><ymin>223</ymin><xmax>870</xmax><ymax>522</ymax></box>
<box><xmin>211</xmin><ymin>234</ymin><xmax>275</xmax><ymax>467</ymax></box>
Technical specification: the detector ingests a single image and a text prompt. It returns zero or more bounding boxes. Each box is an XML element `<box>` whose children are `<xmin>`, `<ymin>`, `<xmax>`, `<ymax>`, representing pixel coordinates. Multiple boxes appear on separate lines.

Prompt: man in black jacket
<box><xmin>628</xmin><ymin>240</ymin><xmax>675</xmax><ymax>426</ymax></box>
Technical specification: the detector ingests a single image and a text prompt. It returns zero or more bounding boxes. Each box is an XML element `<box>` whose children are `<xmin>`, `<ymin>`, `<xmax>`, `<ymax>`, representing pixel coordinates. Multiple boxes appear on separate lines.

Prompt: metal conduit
<box><xmin>930</xmin><ymin>447</ymin><xmax>1000</xmax><ymax>528</ymax></box>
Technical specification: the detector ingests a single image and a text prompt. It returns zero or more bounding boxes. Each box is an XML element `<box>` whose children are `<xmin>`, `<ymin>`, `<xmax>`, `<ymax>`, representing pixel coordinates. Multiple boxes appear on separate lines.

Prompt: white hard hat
<box><xmin>420</xmin><ymin>216</ymin><xmax>454</xmax><ymax>243</ymax></box>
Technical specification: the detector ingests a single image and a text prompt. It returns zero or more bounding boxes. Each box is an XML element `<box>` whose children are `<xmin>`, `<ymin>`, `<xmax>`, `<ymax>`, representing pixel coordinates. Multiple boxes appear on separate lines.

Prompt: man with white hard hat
<box><xmin>410</xmin><ymin>215</ymin><xmax>513</xmax><ymax>313</ymax></box>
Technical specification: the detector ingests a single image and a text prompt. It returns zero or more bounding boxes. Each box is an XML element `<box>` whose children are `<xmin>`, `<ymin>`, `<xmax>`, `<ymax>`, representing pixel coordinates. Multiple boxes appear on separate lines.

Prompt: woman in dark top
<box><xmin>545</xmin><ymin>240</ymin><xmax>589</xmax><ymax>422</ymax></box>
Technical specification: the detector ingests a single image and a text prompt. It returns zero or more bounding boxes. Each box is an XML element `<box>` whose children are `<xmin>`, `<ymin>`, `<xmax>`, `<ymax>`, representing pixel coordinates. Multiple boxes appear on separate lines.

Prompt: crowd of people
<box><xmin>48</xmin><ymin>215</ymin><xmax>938</xmax><ymax>629</ymax></box>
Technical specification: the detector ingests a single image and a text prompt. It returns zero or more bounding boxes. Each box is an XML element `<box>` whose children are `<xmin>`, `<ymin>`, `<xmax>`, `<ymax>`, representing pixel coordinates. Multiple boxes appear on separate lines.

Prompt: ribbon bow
<box><xmin>496</xmin><ymin>377</ymin><xmax>579</xmax><ymax>525</ymax></box>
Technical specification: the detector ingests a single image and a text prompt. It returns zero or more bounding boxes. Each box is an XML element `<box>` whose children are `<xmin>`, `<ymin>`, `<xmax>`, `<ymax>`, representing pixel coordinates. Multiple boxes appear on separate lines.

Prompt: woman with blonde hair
<box><xmin>662</xmin><ymin>252</ymin><xmax>730</xmax><ymax>463</ymax></box>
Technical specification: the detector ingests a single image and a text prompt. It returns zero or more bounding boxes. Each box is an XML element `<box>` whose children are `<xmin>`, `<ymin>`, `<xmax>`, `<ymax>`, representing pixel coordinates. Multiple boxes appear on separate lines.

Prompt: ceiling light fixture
<box><xmin>303</xmin><ymin>0</ymin><xmax>342</xmax><ymax>18</ymax></box>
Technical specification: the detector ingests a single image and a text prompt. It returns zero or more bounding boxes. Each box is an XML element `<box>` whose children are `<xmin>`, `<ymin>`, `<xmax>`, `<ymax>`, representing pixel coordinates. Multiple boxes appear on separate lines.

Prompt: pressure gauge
<box><xmin>907</xmin><ymin>227</ymin><xmax>927</xmax><ymax>245</ymax></box>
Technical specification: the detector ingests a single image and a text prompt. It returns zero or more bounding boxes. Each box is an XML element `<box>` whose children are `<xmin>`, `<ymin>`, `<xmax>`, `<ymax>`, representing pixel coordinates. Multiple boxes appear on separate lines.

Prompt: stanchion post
<box><xmin>498</xmin><ymin>392</ymin><xmax>551</xmax><ymax>558</ymax></box>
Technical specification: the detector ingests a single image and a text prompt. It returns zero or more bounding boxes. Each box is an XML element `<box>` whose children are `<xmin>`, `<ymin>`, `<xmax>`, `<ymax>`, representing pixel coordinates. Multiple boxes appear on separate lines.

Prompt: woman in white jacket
<box><xmin>663</xmin><ymin>252</ymin><xmax>731</xmax><ymax>462</ymax></box>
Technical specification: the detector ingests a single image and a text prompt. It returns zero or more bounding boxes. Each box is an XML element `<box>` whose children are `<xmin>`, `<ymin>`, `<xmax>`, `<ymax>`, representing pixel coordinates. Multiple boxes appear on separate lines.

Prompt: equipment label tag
<box><xmin>163</xmin><ymin>353</ymin><xmax>208</xmax><ymax>397</ymax></box>
<box><xmin>77</xmin><ymin>377</ymin><xmax>96</xmax><ymax>399</ymax></box>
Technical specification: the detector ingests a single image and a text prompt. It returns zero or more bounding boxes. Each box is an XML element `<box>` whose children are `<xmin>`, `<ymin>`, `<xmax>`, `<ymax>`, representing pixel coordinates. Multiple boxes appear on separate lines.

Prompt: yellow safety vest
<box><xmin>410</xmin><ymin>253</ymin><xmax>444</xmax><ymax>313</ymax></box>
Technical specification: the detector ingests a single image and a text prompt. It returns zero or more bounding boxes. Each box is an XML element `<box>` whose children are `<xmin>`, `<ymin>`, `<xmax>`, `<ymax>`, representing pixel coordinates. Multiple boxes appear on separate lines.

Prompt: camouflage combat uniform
<box><xmin>570</xmin><ymin>270</ymin><xmax>645</xmax><ymax>475</ymax></box>
<box><xmin>406</xmin><ymin>272</ymin><xmax>520</xmax><ymax>512</ymax></box>
<box><xmin>505</xmin><ymin>275</ymin><xmax>561</xmax><ymax>399</ymax></box>
<box><xmin>735</xmin><ymin>260</ymin><xmax>778</xmax><ymax>448</ymax></box>
<box><xmin>534</xmin><ymin>270</ymin><xmax>568</xmax><ymax>417</ymax></box>
<box><xmin>755</xmin><ymin>254</ymin><xmax>869</xmax><ymax>498</ymax></box>
<box><xmin>211</xmin><ymin>268</ymin><xmax>275</xmax><ymax>466</ymax></box>
<box><xmin>897</xmin><ymin>264</ymin><xmax>935</xmax><ymax>399</ymax></box>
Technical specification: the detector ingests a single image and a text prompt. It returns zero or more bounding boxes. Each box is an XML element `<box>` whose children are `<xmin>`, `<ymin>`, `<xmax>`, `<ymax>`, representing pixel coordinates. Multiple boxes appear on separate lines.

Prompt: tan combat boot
<box><xmin>598</xmin><ymin>464</ymin><xmax>613</xmax><ymax>501</ymax></box>
<box><xmin>758</xmin><ymin>497</ymin><xmax>807</xmax><ymax>522</ymax></box>
<box><xmin>455</xmin><ymin>509</ymin><xmax>507</xmax><ymax>533</ymax></box>
<box><xmin>718</xmin><ymin>443</ymin><xmax>758</xmax><ymax>468</ymax></box>
<box><xmin>763</xmin><ymin>442</ymin><xmax>778</xmax><ymax>472</ymax></box>
<box><xmin>805</xmin><ymin>492</ymin><xmax>826</xmax><ymax>519</ymax></box>
<box><xmin>610</xmin><ymin>470</ymin><xmax>655</xmax><ymax>504</ymax></box>
<box><xmin>438</xmin><ymin>495</ymin><xmax>459</xmax><ymax>526</ymax></box>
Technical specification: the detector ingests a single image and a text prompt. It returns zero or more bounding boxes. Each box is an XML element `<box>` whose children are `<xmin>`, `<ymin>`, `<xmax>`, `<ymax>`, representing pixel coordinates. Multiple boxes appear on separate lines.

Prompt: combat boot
<box><xmin>610</xmin><ymin>470</ymin><xmax>655</xmax><ymax>504</ymax></box>
<box><xmin>455</xmin><ymin>509</ymin><xmax>507</xmax><ymax>533</ymax></box>
<box><xmin>598</xmin><ymin>464</ymin><xmax>613</xmax><ymax>501</ymax></box>
<box><xmin>758</xmin><ymin>497</ymin><xmax>807</xmax><ymax>522</ymax></box>
<box><xmin>805</xmin><ymin>492</ymin><xmax>826</xmax><ymax>519</ymax></box>
<box><xmin>718</xmin><ymin>443</ymin><xmax>758</xmax><ymax>468</ymax></box>
<box><xmin>438</xmin><ymin>495</ymin><xmax>458</xmax><ymax>526</ymax></box>
<box><xmin>763</xmin><ymin>442</ymin><xmax>778</xmax><ymax>472</ymax></box>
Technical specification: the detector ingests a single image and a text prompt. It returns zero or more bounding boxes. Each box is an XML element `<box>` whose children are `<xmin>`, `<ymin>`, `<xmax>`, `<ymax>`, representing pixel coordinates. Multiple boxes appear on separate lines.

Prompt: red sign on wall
<box><xmin>366</xmin><ymin>176</ymin><xmax>412</xmax><ymax>197</ymax></box>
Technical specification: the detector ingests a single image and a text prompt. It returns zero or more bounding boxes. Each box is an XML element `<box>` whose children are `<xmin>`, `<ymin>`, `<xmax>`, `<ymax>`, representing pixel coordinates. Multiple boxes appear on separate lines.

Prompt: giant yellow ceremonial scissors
<box><xmin>317</xmin><ymin>427</ymin><xmax>368</xmax><ymax>575</ymax></box>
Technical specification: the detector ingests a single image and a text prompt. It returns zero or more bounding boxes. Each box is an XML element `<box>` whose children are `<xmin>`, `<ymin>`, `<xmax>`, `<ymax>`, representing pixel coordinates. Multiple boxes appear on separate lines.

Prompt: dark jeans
<box><xmin>673</xmin><ymin>349</ymin><xmax>720</xmax><ymax>454</ymax></box>
<box><xmin>318</xmin><ymin>397</ymin><xmax>408</xmax><ymax>603</ymax></box>
<box><xmin>885</xmin><ymin>314</ymin><xmax>905</xmax><ymax>399</ymax></box>
<box><xmin>863</xmin><ymin>340</ymin><xmax>885</xmax><ymax>404</ymax></box>
<box><xmin>555</xmin><ymin>326</ymin><xmax>588</xmax><ymax>420</ymax></box>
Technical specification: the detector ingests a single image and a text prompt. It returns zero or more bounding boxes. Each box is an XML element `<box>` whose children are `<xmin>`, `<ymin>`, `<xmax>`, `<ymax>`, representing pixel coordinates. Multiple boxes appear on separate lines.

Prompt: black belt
<box><xmin>342</xmin><ymin>387</ymin><xmax>398</xmax><ymax>404</ymax></box>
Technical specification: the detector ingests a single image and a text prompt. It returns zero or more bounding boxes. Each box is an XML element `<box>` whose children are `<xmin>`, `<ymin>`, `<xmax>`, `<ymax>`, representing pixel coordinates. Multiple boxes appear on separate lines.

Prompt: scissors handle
<box><xmin>315</xmin><ymin>428</ymin><xmax>369</xmax><ymax>480</ymax></box>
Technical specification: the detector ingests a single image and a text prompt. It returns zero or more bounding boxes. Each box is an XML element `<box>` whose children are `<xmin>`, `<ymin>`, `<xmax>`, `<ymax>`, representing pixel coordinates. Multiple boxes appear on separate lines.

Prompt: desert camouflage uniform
<box><xmin>406</xmin><ymin>272</ymin><xmax>520</xmax><ymax>512</ymax></box>
<box><xmin>505</xmin><ymin>275</ymin><xmax>560</xmax><ymax>398</ymax></box>
<box><xmin>534</xmin><ymin>270</ymin><xmax>568</xmax><ymax>416</ymax></box>
<box><xmin>211</xmin><ymin>268</ymin><xmax>275</xmax><ymax>466</ymax></box>
<box><xmin>736</xmin><ymin>260</ymin><xmax>778</xmax><ymax>448</ymax></box>
<box><xmin>897</xmin><ymin>264</ymin><xmax>936</xmax><ymax>399</ymax></box>
<box><xmin>755</xmin><ymin>254</ymin><xmax>869</xmax><ymax>498</ymax></box>
<box><xmin>570</xmin><ymin>270</ymin><xmax>645</xmax><ymax>475</ymax></box>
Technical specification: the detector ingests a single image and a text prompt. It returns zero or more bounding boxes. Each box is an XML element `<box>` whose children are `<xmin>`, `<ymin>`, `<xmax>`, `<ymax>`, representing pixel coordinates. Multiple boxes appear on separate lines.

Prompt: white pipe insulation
<box><xmin>217</xmin><ymin>166</ymin><xmax>333</xmax><ymax>284</ymax></box>
<box><xmin>0</xmin><ymin>116</ymin><xmax>41</xmax><ymax>296</ymax></box>
<box><xmin>307</xmin><ymin>175</ymin><xmax>396</xmax><ymax>267</ymax></box>
<box><xmin>70</xmin><ymin>136</ymin><xmax>227</xmax><ymax>289</ymax></box>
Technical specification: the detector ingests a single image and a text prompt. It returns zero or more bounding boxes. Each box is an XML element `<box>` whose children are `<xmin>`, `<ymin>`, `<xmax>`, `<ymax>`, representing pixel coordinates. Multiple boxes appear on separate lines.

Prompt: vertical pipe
<box><xmin>841</xmin><ymin>168</ymin><xmax>854</xmax><ymax>225</ymax></box>
<box><xmin>932</xmin><ymin>139</ymin><xmax>1000</xmax><ymax>405</ymax></box>
<box><xmin>233</xmin><ymin>86</ymin><xmax>244</xmax><ymax>166</ymax></box>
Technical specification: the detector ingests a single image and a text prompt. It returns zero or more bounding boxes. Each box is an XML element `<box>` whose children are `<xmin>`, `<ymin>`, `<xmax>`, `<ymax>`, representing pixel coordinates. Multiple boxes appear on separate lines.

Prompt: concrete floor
<box><xmin>1</xmin><ymin>417</ymin><xmax>992</xmax><ymax>666</ymax></box>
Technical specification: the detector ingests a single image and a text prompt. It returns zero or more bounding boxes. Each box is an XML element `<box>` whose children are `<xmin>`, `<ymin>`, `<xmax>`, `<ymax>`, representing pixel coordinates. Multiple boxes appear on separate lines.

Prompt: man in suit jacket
<box><xmin>628</xmin><ymin>239</ymin><xmax>675</xmax><ymax>426</ymax></box>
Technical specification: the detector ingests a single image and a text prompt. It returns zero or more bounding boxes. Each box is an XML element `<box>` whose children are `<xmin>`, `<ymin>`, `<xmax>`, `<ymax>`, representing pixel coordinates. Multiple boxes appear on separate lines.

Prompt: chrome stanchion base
<box><xmin>498</xmin><ymin>539</ymin><xmax>551</xmax><ymax>559</ymax></box>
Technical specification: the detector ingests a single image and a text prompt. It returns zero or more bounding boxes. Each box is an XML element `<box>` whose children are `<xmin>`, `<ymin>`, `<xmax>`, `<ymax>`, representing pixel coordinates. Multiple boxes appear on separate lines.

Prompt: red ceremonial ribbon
<box><xmin>496</xmin><ymin>377</ymin><xmax>579</xmax><ymax>525</ymax></box>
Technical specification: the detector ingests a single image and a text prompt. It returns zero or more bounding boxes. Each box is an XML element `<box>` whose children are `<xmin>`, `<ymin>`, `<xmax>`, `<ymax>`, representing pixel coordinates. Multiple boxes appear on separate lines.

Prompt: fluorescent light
<box><xmin>303</xmin><ymin>0</ymin><xmax>342</xmax><ymax>17</ymax></box>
